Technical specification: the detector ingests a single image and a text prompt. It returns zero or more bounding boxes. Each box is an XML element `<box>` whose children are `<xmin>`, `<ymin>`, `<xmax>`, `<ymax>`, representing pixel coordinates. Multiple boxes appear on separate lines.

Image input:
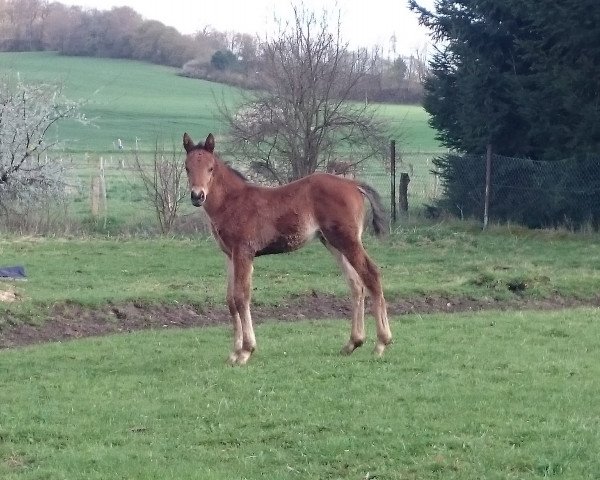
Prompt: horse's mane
<box><xmin>226</xmin><ymin>165</ymin><xmax>248</xmax><ymax>182</ymax></box>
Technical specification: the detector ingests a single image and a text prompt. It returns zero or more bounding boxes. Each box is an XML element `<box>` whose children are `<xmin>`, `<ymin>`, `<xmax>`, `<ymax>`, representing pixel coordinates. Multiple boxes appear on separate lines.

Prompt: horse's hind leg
<box><xmin>321</xmin><ymin>230</ymin><xmax>392</xmax><ymax>356</ymax></box>
<box><xmin>323</xmin><ymin>241</ymin><xmax>366</xmax><ymax>354</ymax></box>
<box><xmin>351</xmin><ymin>248</ymin><xmax>392</xmax><ymax>356</ymax></box>
<box><xmin>226</xmin><ymin>257</ymin><xmax>243</xmax><ymax>364</ymax></box>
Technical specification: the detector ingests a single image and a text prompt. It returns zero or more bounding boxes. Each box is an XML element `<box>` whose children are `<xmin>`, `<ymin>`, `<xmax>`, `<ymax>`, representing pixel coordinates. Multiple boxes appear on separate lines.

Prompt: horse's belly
<box><xmin>255</xmin><ymin>233</ymin><xmax>309</xmax><ymax>256</ymax></box>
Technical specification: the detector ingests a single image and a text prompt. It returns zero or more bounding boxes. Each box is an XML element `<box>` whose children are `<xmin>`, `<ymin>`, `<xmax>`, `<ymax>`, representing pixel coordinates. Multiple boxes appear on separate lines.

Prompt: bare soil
<box><xmin>2</xmin><ymin>292</ymin><xmax>599</xmax><ymax>349</ymax></box>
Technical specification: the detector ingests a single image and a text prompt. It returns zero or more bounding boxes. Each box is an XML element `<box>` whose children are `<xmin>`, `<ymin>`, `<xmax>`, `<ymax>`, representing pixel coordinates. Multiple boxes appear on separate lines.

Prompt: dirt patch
<box><xmin>1</xmin><ymin>293</ymin><xmax>599</xmax><ymax>349</ymax></box>
<box><xmin>0</xmin><ymin>289</ymin><xmax>19</xmax><ymax>303</ymax></box>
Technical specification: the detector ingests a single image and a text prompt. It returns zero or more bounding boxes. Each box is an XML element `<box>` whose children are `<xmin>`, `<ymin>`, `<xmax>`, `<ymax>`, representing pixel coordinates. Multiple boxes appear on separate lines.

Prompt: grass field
<box><xmin>0</xmin><ymin>52</ymin><xmax>440</xmax><ymax>154</ymax></box>
<box><xmin>0</xmin><ymin>52</ymin><xmax>444</xmax><ymax>231</ymax></box>
<box><xmin>1</xmin><ymin>222</ymin><xmax>600</xmax><ymax>321</ymax></box>
<box><xmin>2</xmin><ymin>53</ymin><xmax>599</xmax><ymax>479</ymax></box>
<box><xmin>0</xmin><ymin>52</ymin><xmax>238</xmax><ymax>154</ymax></box>
<box><xmin>1</xmin><ymin>309</ymin><xmax>599</xmax><ymax>479</ymax></box>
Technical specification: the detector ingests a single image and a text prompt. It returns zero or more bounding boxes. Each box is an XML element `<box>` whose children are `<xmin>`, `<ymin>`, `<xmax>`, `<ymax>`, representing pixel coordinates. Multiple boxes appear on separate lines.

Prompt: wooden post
<box><xmin>483</xmin><ymin>143</ymin><xmax>492</xmax><ymax>229</ymax></box>
<box><xmin>91</xmin><ymin>176</ymin><xmax>100</xmax><ymax>217</ymax></box>
<box><xmin>390</xmin><ymin>140</ymin><xmax>396</xmax><ymax>223</ymax></box>
<box><xmin>398</xmin><ymin>172</ymin><xmax>410</xmax><ymax>212</ymax></box>
<box><xmin>99</xmin><ymin>157</ymin><xmax>107</xmax><ymax>228</ymax></box>
<box><xmin>91</xmin><ymin>157</ymin><xmax>107</xmax><ymax>226</ymax></box>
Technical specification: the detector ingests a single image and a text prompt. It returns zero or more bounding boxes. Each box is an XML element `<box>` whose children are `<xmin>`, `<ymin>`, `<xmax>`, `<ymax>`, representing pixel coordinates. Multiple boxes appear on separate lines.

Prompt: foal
<box><xmin>184</xmin><ymin>133</ymin><xmax>392</xmax><ymax>365</ymax></box>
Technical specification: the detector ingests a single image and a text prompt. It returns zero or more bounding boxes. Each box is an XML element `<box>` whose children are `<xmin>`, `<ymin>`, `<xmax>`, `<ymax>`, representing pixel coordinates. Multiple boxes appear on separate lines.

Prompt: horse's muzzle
<box><xmin>191</xmin><ymin>190</ymin><xmax>206</xmax><ymax>207</ymax></box>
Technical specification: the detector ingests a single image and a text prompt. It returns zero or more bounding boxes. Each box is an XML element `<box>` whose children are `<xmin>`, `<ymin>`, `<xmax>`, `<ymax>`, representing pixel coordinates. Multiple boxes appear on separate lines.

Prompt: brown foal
<box><xmin>184</xmin><ymin>132</ymin><xmax>392</xmax><ymax>365</ymax></box>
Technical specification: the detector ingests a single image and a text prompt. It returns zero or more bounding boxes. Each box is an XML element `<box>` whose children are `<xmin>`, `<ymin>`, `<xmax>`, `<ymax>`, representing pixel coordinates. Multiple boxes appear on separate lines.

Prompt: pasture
<box><xmin>1</xmin><ymin>53</ymin><xmax>600</xmax><ymax>478</ymax></box>
<box><xmin>1</xmin><ymin>225</ymin><xmax>600</xmax><ymax>478</ymax></box>
<box><xmin>0</xmin><ymin>52</ymin><xmax>443</xmax><ymax>233</ymax></box>
<box><xmin>1</xmin><ymin>309</ymin><xmax>599</xmax><ymax>479</ymax></box>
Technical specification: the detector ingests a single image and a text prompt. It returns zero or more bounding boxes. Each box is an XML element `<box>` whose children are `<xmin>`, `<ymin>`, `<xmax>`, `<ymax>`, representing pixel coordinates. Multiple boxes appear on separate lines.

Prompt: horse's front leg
<box><xmin>231</xmin><ymin>253</ymin><xmax>256</xmax><ymax>365</ymax></box>
<box><xmin>226</xmin><ymin>257</ymin><xmax>243</xmax><ymax>364</ymax></box>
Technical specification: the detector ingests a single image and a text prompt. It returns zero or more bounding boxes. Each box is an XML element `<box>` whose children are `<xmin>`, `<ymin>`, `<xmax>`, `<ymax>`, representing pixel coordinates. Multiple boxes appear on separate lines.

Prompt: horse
<box><xmin>183</xmin><ymin>133</ymin><xmax>392</xmax><ymax>365</ymax></box>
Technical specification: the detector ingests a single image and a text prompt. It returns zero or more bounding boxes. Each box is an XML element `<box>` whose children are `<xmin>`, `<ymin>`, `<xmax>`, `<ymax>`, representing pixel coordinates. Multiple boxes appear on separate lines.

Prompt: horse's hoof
<box><xmin>236</xmin><ymin>350</ymin><xmax>252</xmax><ymax>365</ymax></box>
<box><xmin>373</xmin><ymin>342</ymin><xmax>386</xmax><ymax>357</ymax></box>
<box><xmin>227</xmin><ymin>352</ymin><xmax>239</xmax><ymax>365</ymax></box>
<box><xmin>340</xmin><ymin>343</ymin><xmax>356</xmax><ymax>355</ymax></box>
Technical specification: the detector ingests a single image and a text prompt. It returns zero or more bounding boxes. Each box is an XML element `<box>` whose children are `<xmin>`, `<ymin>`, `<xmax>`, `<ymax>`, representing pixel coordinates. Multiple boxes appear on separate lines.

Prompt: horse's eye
<box><xmin>208</xmin><ymin>167</ymin><xmax>214</xmax><ymax>173</ymax></box>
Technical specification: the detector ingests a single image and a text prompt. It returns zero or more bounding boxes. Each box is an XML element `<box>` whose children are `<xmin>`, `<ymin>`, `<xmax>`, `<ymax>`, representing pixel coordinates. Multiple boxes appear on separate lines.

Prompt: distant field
<box><xmin>0</xmin><ymin>52</ymin><xmax>440</xmax><ymax>153</ymax></box>
<box><xmin>0</xmin><ymin>52</ymin><xmax>238</xmax><ymax>154</ymax></box>
<box><xmin>0</xmin><ymin>52</ymin><xmax>443</xmax><ymax>230</ymax></box>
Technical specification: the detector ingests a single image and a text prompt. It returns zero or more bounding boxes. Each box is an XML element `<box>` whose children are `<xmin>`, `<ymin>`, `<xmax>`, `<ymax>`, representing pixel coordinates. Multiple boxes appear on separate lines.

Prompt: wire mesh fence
<box><xmin>435</xmin><ymin>153</ymin><xmax>600</xmax><ymax>228</ymax></box>
<box><xmin>9</xmin><ymin>146</ymin><xmax>597</xmax><ymax>234</ymax></box>
<box><xmin>352</xmin><ymin>145</ymin><xmax>600</xmax><ymax>230</ymax></box>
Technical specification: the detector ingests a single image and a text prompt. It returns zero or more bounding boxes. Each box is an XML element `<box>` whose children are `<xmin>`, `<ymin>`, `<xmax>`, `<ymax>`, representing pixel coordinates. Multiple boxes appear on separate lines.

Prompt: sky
<box><xmin>59</xmin><ymin>0</ymin><xmax>435</xmax><ymax>56</ymax></box>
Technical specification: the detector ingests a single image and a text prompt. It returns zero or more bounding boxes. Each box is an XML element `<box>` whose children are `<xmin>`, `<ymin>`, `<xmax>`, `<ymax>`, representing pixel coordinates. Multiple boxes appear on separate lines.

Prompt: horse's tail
<box><xmin>358</xmin><ymin>183</ymin><xmax>389</xmax><ymax>237</ymax></box>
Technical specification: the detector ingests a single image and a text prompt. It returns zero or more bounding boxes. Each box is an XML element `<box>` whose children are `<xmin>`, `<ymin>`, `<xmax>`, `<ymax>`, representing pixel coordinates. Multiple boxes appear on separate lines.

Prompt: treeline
<box><xmin>0</xmin><ymin>0</ymin><xmax>231</xmax><ymax>66</ymax></box>
<box><xmin>0</xmin><ymin>0</ymin><xmax>426</xmax><ymax>103</ymax></box>
<box><xmin>0</xmin><ymin>0</ymin><xmax>427</xmax><ymax>103</ymax></box>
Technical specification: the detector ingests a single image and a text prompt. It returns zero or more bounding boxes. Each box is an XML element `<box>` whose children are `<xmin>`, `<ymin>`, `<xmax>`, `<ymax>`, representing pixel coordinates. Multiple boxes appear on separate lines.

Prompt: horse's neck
<box><xmin>204</xmin><ymin>162</ymin><xmax>247</xmax><ymax>218</ymax></box>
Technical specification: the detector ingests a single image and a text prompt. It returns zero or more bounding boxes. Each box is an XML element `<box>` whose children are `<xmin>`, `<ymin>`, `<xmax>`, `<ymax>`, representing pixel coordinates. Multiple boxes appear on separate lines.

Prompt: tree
<box><xmin>514</xmin><ymin>0</ymin><xmax>600</xmax><ymax>160</ymax></box>
<box><xmin>133</xmin><ymin>141</ymin><xmax>187</xmax><ymax>234</ymax></box>
<box><xmin>210</xmin><ymin>49</ymin><xmax>238</xmax><ymax>71</ymax></box>
<box><xmin>411</xmin><ymin>0</ymin><xmax>600</xmax><ymax>228</ymax></box>
<box><xmin>410</xmin><ymin>0</ymin><xmax>600</xmax><ymax>160</ymax></box>
<box><xmin>220</xmin><ymin>5</ymin><xmax>387</xmax><ymax>183</ymax></box>
<box><xmin>409</xmin><ymin>0</ymin><xmax>530</xmax><ymax>157</ymax></box>
<box><xmin>0</xmin><ymin>0</ymin><xmax>47</xmax><ymax>51</ymax></box>
<box><xmin>0</xmin><ymin>80</ymin><xmax>84</xmax><ymax>213</ymax></box>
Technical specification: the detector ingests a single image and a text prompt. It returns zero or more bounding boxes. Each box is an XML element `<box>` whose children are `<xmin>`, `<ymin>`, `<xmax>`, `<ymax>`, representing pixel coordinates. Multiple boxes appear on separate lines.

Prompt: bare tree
<box><xmin>220</xmin><ymin>5</ymin><xmax>388</xmax><ymax>184</ymax></box>
<box><xmin>0</xmin><ymin>79</ymin><xmax>84</xmax><ymax>214</ymax></box>
<box><xmin>133</xmin><ymin>142</ymin><xmax>187</xmax><ymax>234</ymax></box>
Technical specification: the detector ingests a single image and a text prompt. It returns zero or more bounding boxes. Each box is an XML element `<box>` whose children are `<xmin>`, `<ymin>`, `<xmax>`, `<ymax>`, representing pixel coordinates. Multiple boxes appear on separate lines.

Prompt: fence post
<box><xmin>390</xmin><ymin>140</ymin><xmax>396</xmax><ymax>223</ymax></box>
<box><xmin>399</xmin><ymin>173</ymin><xmax>410</xmax><ymax>211</ymax></box>
<box><xmin>483</xmin><ymin>143</ymin><xmax>492</xmax><ymax>229</ymax></box>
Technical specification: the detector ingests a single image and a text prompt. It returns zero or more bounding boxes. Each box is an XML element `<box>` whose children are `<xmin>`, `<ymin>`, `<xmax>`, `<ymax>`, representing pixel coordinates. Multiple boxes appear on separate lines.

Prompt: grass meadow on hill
<box><xmin>0</xmin><ymin>51</ymin><xmax>237</xmax><ymax>154</ymax></box>
<box><xmin>0</xmin><ymin>52</ymin><xmax>443</xmax><ymax>232</ymax></box>
<box><xmin>0</xmin><ymin>51</ymin><xmax>440</xmax><ymax>153</ymax></box>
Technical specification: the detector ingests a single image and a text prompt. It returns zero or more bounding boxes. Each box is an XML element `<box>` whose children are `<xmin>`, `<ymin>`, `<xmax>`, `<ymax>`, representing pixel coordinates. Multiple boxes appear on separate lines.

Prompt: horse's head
<box><xmin>183</xmin><ymin>132</ymin><xmax>217</xmax><ymax>207</ymax></box>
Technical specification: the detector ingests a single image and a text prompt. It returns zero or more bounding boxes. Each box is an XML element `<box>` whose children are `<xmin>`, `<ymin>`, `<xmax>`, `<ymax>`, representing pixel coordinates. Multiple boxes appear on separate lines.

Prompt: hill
<box><xmin>0</xmin><ymin>52</ymin><xmax>239</xmax><ymax>154</ymax></box>
<box><xmin>0</xmin><ymin>52</ymin><xmax>439</xmax><ymax>154</ymax></box>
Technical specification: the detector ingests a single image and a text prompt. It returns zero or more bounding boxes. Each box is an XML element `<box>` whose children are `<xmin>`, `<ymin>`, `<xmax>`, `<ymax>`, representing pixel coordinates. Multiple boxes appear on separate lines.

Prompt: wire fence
<box><xmin>362</xmin><ymin>147</ymin><xmax>600</xmax><ymax>229</ymax></box>
<box><xmin>8</xmin><ymin>147</ymin><xmax>596</xmax><ymax>234</ymax></box>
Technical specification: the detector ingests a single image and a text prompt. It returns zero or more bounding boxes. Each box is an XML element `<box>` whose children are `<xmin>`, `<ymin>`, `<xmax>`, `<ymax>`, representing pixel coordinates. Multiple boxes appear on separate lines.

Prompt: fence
<box><xmin>352</xmin><ymin>142</ymin><xmax>445</xmax><ymax>223</ymax></box>
<box><xmin>354</xmin><ymin>144</ymin><xmax>600</xmax><ymax>230</ymax></box>
<box><xmin>7</xmin><ymin>146</ymin><xmax>596</xmax><ymax>234</ymax></box>
<box><xmin>401</xmin><ymin>151</ymin><xmax>600</xmax><ymax>229</ymax></box>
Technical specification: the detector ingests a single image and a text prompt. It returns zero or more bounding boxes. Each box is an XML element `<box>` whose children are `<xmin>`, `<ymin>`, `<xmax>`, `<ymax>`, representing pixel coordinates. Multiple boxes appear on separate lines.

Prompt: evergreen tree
<box><xmin>410</xmin><ymin>0</ymin><xmax>600</xmax><ymax>227</ymax></box>
<box><xmin>515</xmin><ymin>0</ymin><xmax>600</xmax><ymax>160</ymax></box>
<box><xmin>409</xmin><ymin>0</ymin><xmax>600</xmax><ymax>160</ymax></box>
<box><xmin>409</xmin><ymin>0</ymin><xmax>530</xmax><ymax>156</ymax></box>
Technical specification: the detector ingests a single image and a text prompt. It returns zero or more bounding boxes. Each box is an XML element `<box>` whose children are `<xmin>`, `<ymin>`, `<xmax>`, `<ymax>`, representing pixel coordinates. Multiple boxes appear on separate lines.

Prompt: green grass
<box><xmin>0</xmin><ymin>52</ymin><xmax>444</xmax><ymax>229</ymax></box>
<box><xmin>0</xmin><ymin>52</ymin><xmax>238</xmax><ymax>154</ymax></box>
<box><xmin>1</xmin><ymin>308</ymin><xmax>599</xmax><ymax>479</ymax></box>
<box><xmin>1</xmin><ymin>223</ymin><xmax>600</xmax><ymax>322</ymax></box>
<box><xmin>1</xmin><ymin>51</ymin><xmax>598</xmax><ymax>480</ymax></box>
<box><xmin>378</xmin><ymin>103</ymin><xmax>440</xmax><ymax>152</ymax></box>
<box><xmin>0</xmin><ymin>52</ymin><xmax>441</xmax><ymax>154</ymax></box>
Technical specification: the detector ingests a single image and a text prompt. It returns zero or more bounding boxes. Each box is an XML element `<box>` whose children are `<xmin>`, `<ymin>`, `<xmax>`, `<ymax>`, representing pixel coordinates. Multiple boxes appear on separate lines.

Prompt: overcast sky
<box><xmin>59</xmin><ymin>0</ymin><xmax>435</xmax><ymax>56</ymax></box>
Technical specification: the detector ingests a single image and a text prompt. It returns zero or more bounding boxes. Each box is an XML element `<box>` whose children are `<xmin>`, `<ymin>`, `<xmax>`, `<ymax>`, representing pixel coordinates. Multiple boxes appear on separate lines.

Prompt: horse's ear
<box><xmin>183</xmin><ymin>133</ymin><xmax>195</xmax><ymax>153</ymax></box>
<box><xmin>204</xmin><ymin>133</ymin><xmax>215</xmax><ymax>153</ymax></box>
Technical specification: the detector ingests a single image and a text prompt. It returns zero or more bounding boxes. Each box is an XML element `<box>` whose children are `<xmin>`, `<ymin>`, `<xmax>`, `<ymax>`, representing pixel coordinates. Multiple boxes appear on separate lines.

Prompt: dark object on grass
<box><xmin>0</xmin><ymin>266</ymin><xmax>27</xmax><ymax>280</ymax></box>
